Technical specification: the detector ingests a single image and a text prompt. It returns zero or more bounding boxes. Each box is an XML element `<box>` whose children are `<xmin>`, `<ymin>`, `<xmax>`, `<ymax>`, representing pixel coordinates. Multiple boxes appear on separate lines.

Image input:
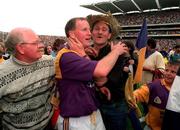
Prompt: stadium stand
<box><xmin>81</xmin><ymin>0</ymin><xmax>180</xmax><ymax>51</ymax></box>
<box><xmin>0</xmin><ymin>31</ymin><xmax>66</xmax><ymax>45</ymax></box>
<box><xmin>0</xmin><ymin>0</ymin><xmax>179</xmax><ymax>51</ymax></box>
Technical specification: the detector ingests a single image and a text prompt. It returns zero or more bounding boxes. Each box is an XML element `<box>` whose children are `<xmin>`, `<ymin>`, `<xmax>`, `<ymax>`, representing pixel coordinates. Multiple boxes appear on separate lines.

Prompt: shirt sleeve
<box><xmin>133</xmin><ymin>84</ymin><xmax>150</xmax><ymax>103</ymax></box>
<box><xmin>60</xmin><ymin>52</ymin><xmax>98</xmax><ymax>81</ymax></box>
<box><xmin>156</xmin><ymin>52</ymin><xmax>165</xmax><ymax>70</ymax></box>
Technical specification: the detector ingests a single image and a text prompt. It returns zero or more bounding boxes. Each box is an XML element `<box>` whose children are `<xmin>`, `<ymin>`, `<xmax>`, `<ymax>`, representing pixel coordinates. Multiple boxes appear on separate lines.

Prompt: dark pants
<box><xmin>100</xmin><ymin>102</ymin><xmax>128</xmax><ymax>130</ymax></box>
<box><xmin>162</xmin><ymin>109</ymin><xmax>180</xmax><ymax>130</ymax></box>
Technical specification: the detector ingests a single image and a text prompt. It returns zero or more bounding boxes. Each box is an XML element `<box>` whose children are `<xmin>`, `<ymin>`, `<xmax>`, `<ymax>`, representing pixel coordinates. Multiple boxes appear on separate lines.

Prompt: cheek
<box><xmin>92</xmin><ymin>31</ymin><xmax>98</xmax><ymax>36</ymax></box>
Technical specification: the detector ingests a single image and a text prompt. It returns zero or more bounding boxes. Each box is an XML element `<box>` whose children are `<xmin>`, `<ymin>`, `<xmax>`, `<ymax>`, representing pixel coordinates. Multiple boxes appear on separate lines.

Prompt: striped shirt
<box><xmin>0</xmin><ymin>55</ymin><xmax>55</xmax><ymax>130</ymax></box>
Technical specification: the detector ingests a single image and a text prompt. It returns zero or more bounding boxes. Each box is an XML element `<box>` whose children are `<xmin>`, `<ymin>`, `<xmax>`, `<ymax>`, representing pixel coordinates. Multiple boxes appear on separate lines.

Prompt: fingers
<box><xmin>69</xmin><ymin>37</ymin><xmax>80</xmax><ymax>45</ymax></box>
<box><xmin>68</xmin><ymin>37</ymin><xmax>75</xmax><ymax>48</ymax></box>
<box><xmin>100</xmin><ymin>87</ymin><xmax>111</xmax><ymax>101</ymax></box>
<box><xmin>107</xmin><ymin>89</ymin><xmax>111</xmax><ymax>100</ymax></box>
<box><xmin>111</xmin><ymin>42</ymin><xmax>128</xmax><ymax>55</ymax></box>
<box><xmin>85</xmin><ymin>47</ymin><xmax>98</xmax><ymax>57</ymax></box>
<box><xmin>127</xmin><ymin>99</ymin><xmax>137</xmax><ymax>108</ymax></box>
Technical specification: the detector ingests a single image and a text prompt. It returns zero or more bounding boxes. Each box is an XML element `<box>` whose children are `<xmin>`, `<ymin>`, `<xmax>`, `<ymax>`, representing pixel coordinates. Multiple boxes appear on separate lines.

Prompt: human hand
<box><xmin>95</xmin><ymin>77</ymin><xmax>108</xmax><ymax>87</ymax></box>
<box><xmin>68</xmin><ymin>36</ymin><xmax>86</xmax><ymax>57</ymax></box>
<box><xmin>123</xmin><ymin>66</ymin><xmax>129</xmax><ymax>72</ymax></box>
<box><xmin>110</xmin><ymin>41</ymin><xmax>128</xmax><ymax>56</ymax></box>
<box><xmin>129</xmin><ymin>59</ymin><xmax>134</xmax><ymax>65</ymax></box>
<box><xmin>127</xmin><ymin>97</ymin><xmax>137</xmax><ymax>109</ymax></box>
<box><xmin>100</xmin><ymin>87</ymin><xmax>111</xmax><ymax>100</ymax></box>
<box><xmin>85</xmin><ymin>47</ymin><xmax>98</xmax><ymax>58</ymax></box>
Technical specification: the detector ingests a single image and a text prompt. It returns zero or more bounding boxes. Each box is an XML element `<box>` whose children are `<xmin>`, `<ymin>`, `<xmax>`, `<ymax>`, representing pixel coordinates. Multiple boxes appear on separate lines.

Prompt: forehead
<box><xmin>166</xmin><ymin>63</ymin><xmax>179</xmax><ymax>70</ymax></box>
<box><xmin>93</xmin><ymin>21</ymin><xmax>110</xmax><ymax>28</ymax></box>
<box><xmin>76</xmin><ymin>19</ymin><xmax>89</xmax><ymax>27</ymax></box>
<box><xmin>22</xmin><ymin>30</ymin><xmax>40</xmax><ymax>42</ymax></box>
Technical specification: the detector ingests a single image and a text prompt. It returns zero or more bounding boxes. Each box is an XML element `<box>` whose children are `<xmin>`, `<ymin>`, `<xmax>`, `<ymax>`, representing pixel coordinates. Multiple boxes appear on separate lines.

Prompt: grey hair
<box><xmin>4</xmin><ymin>28</ymin><xmax>29</xmax><ymax>54</ymax></box>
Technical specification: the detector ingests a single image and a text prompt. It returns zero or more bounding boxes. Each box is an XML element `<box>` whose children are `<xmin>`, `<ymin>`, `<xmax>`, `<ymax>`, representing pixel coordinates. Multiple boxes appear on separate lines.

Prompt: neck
<box><xmin>15</xmin><ymin>54</ymin><xmax>38</xmax><ymax>64</ymax></box>
<box><xmin>94</xmin><ymin>42</ymin><xmax>108</xmax><ymax>52</ymax></box>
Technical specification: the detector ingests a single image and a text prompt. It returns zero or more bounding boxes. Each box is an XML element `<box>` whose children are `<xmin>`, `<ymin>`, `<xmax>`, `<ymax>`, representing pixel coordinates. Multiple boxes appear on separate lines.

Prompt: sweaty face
<box><xmin>164</xmin><ymin>64</ymin><xmax>179</xmax><ymax>85</ymax></box>
<box><xmin>18</xmin><ymin>30</ymin><xmax>44</xmax><ymax>63</ymax></box>
<box><xmin>72</xmin><ymin>19</ymin><xmax>91</xmax><ymax>48</ymax></box>
<box><xmin>92</xmin><ymin>21</ymin><xmax>112</xmax><ymax>46</ymax></box>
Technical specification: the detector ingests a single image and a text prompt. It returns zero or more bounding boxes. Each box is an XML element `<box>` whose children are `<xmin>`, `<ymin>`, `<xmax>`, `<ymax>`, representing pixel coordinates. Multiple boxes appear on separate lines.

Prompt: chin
<box><xmin>37</xmin><ymin>55</ymin><xmax>43</xmax><ymax>59</ymax></box>
<box><xmin>83</xmin><ymin>43</ymin><xmax>90</xmax><ymax>48</ymax></box>
<box><xmin>165</xmin><ymin>79</ymin><xmax>172</xmax><ymax>85</ymax></box>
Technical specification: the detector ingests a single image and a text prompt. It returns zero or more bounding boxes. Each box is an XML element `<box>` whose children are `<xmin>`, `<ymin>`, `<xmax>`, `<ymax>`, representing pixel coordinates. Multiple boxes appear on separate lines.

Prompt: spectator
<box><xmin>44</xmin><ymin>44</ymin><xmax>55</xmax><ymax>57</ymax></box>
<box><xmin>142</xmin><ymin>38</ymin><xmax>165</xmax><ymax>84</ymax></box>
<box><xmin>169</xmin><ymin>44</ymin><xmax>180</xmax><ymax>62</ymax></box>
<box><xmin>162</xmin><ymin>65</ymin><xmax>180</xmax><ymax>130</ymax></box>
<box><xmin>0</xmin><ymin>42</ymin><xmax>5</xmax><ymax>63</ymax></box>
<box><xmin>86</xmin><ymin>13</ymin><xmax>134</xmax><ymax>130</ymax></box>
<box><xmin>0</xmin><ymin>27</ymin><xmax>55</xmax><ymax>130</ymax></box>
<box><xmin>52</xmin><ymin>38</ymin><xmax>66</xmax><ymax>56</ymax></box>
<box><xmin>129</xmin><ymin>61</ymin><xmax>180</xmax><ymax>130</ymax></box>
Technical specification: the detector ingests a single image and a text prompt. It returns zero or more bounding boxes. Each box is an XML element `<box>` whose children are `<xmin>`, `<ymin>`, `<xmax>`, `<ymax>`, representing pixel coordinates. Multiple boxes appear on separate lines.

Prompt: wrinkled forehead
<box><xmin>93</xmin><ymin>20</ymin><xmax>110</xmax><ymax>28</ymax></box>
<box><xmin>21</xmin><ymin>30</ymin><xmax>40</xmax><ymax>42</ymax></box>
<box><xmin>92</xmin><ymin>20</ymin><xmax>111</xmax><ymax>31</ymax></box>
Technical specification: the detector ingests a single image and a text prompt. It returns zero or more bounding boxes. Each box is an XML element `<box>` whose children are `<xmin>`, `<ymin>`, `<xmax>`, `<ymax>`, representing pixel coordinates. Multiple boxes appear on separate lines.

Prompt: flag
<box><xmin>125</xmin><ymin>73</ymin><xmax>143</xmax><ymax>130</ymax></box>
<box><xmin>134</xmin><ymin>18</ymin><xmax>148</xmax><ymax>83</ymax></box>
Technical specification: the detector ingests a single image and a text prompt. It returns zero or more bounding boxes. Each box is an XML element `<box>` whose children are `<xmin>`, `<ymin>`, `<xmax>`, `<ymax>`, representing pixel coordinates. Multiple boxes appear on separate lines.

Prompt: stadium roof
<box><xmin>81</xmin><ymin>0</ymin><xmax>180</xmax><ymax>15</ymax></box>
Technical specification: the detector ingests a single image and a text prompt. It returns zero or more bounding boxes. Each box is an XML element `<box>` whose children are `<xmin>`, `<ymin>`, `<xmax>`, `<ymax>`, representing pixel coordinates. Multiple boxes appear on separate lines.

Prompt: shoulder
<box><xmin>147</xmin><ymin>79</ymin><xmax>161</xmax><ymax>90</ymax></box>
<box><xmin>0</xmin><ymin>58</ymin><xmax>14</xmax><ymax>73</ymax></box>
<box><xmin>41</xmin><ymin>55</ymin><xmax>54</xmax><ymax>61</ymax></box>
<box><xmin>154</xmin><ymin>51</ymin><xmax>163</xmax><ymax>57</ymax></box>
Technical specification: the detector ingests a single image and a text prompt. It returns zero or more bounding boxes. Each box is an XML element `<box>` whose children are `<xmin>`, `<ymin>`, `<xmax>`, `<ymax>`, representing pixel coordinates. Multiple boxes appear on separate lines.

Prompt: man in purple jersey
<box><xmin>55</xmin><ymin>17</ymin><xmax>128</xmax><ymax>130</ymax></box>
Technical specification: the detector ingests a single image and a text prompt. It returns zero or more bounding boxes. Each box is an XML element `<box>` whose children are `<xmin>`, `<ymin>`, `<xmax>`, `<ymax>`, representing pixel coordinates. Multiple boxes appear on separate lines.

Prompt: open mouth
<box><xmin>97</xmin><ymin>36</ymin><xmax>103</xmax><ymax>38</ymax></box>
<box><xmin>85</xmin><ymin>38</ymin><xmax>91</xmax><ymax>41</ymax></box>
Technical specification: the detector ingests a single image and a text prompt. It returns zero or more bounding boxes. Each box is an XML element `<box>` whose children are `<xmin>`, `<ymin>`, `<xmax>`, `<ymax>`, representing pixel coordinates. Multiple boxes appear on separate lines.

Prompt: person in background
<box><xmin>0</xmin><ymin>42</ymin><xmax>5</xmax><ymax>63</ymax></box>
<box><xmin>160</xmin><ymin>48</ymin><xmax>168</xmax><ymax>65</ymax></box>
<box><xmin>142</xmin><ymin>38</ymin><xmax>165</xmax><ymax>84</ymax></box>
<box><xmin>169</xmin><ymin>44</ymin><xmax>180</xmax><ymax>62</ymax></box>
<box><xmin>128</xmin><ymin>61</ymin><xmax>180</xmax><ymax>130</ymax></box>
<box><xmin>86</xmin><ymin>13</ymin><xmax>132</xmax><ymax>130</ymax></box>
<box><xmin>44</xmin><ymin>44</ymin><xmax>54</xmax><ymax>56</ymax></box>
<box><xmin>52</xmin><ymin>38</ymin><xmax>66</xmax><ymax>56</ymax></box>
<box><xmin>168</xmin><ymin>46</ymin><xmax>176</xmax><ymax>61</ymax></box>
<box><xmin>55</xmin><ymin>17</ymin><xmax>128</xmax><ymax>130</ymax></box>
<box><xmin>0</xmin><ymin>27</ymin><xmax>55</xmax><ymax>130</ymax></box>
<box><xmin>122</xmin><ymin>40</ymin><xmax>138</xmax><ymax>75</ymax></box>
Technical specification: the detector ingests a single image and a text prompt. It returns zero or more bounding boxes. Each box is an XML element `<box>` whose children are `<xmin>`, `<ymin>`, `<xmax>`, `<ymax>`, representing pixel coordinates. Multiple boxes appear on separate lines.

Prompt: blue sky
<box><xmin>0</xmin><ymin>0</ymin><xmax>102</xmax><ymax>36</ymax></box>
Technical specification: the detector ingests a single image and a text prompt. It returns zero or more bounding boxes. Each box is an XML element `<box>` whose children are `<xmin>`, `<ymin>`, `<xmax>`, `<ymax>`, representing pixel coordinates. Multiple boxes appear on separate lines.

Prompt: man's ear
<box><xmin>15</xmin><ymin>44</ymin><xmax>25</xmax><ymax>54</ymax></box>
<box><xmin>108</xmin><ymin>33</ymin><xmax>112</xmax><ymax>40</ymax></box>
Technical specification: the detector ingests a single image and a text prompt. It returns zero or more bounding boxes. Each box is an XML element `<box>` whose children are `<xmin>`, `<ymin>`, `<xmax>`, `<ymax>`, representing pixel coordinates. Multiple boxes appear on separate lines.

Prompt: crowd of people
<box><xmin>116</xmin><ymin>10</ymin><xmax>180</xmax><ymax>25</ymax></box>
<box><xmin>0</xmin><ymin>11</ymin><xmax>180</xmax><ymax>130</ymax></box>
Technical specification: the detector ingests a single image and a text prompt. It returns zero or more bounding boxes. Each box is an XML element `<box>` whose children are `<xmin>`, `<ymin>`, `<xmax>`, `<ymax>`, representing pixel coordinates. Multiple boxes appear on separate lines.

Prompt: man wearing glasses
<box><xmin>0</xmin><ymin>27</ymin><xmax>55</xmax><ymax>130</ymax></box>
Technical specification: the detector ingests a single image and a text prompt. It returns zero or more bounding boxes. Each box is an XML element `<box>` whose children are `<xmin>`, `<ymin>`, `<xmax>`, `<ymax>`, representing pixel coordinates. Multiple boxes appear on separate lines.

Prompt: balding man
<box><xmin>0</xmin><ymin>27</ymin><xmax>55</xmax><ymax>130</ymax></box>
